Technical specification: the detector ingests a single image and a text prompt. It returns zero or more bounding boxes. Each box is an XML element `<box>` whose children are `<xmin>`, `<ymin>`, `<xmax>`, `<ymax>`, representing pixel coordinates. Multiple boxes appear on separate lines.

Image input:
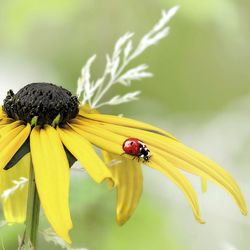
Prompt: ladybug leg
<box><xmin>120</xmin><ymin>152</ymin><xmax>126</xmax><ymax>157</ymax></box>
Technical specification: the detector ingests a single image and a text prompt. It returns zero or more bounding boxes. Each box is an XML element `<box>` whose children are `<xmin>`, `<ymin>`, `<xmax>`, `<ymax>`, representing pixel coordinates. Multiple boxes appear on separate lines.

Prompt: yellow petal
<box><xmin>201</xmin><ymin>177</ymin><xmax>208</xmax><ymax>193</ymax></box>
<box><xmin>0</xmin><ymin>107</ymin><xmax>8</xmax><ymax>119</ymax></box>
<box><xmin>0</xmin><ymin>123</ymin><xmax>31</xmax><ymax>171</ymax></box>
<box><xmin>79</xmin><ymin>104</ymin><xmax>98</xmax><ymax>114</ymax></box>
<box><xmin>0</xmin><ymin>121</ymin><xmax>24</xmax><ymax>136</ymax></box>
<box><xmin>70</xmin><ymin>120</ymin><xmax>124</xmax><ymax>147</ymax></box>
<box><xmin>103</xmin><ymin>151</ymin><xmax>143</xmax><ymax>225</ymax></box>
<box><xmin>149</xmin><ymin>155</ymin><xmax>204</xmax><ymax>223</ymax></box>
<box><xmin>57</xmin><ymin>125</ymin><xmax>113</xmax><ymax>184</ymax></box>
<box><xmin>78</xmin><ymin>113</ymin><xmax>177</xmax><ymax>140</ymax></box>
<box><xmin>94</xmin><ymin>122</ymin><xmax>247</xmax><ymax>215</ymax></box>
<box><xmin>69</xmin><ymin>121</ymin><xmax>204</xmax><ymax>222</ymax></box>
<box><xmin>30</xmin><ymin>125</ymin><xmax>72</xmax><ymax>244</ymax></box>
<box><xmin>0</xmin><ymin>154</ymin><xmax>30</xmax><ymax>223</ymax></box>
<box><xmin>0</xmin><ymin>106</ymin><xmax>14</xmax><ymax>125</ymax></box>
<box><xmin>0</xmin><ymin>118</ymin><xmax>14</xmax><ymax>126</ymax></box>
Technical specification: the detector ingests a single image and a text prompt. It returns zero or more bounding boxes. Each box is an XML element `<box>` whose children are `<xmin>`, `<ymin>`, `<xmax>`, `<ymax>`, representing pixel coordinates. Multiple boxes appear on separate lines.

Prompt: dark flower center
<box><xmin>3</xmin><ymin>83</ymin><xmax>79</xmax><ymax>126</ymax></box>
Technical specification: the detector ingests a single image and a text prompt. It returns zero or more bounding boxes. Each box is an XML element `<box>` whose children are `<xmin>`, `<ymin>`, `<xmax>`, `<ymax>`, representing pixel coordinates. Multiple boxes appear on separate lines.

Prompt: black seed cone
<box><xmin>3</xmin><ymin>83</ymin><xmax>79</xmax><ymax>126</ymax></box>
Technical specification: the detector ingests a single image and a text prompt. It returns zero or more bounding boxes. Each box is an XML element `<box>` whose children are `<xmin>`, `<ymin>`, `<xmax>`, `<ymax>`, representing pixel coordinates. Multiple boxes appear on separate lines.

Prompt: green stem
<box><xmin>23</xmin><ymin>161</ymin><xmax>40</xmax><ymax>249</ymax></box>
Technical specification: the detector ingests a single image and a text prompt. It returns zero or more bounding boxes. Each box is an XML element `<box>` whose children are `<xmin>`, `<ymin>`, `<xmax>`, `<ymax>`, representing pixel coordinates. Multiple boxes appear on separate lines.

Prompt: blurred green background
<box><xmin>0</xmin><ymin>0</ymin><xmax>250</xmax><ymax>249</ymax></box>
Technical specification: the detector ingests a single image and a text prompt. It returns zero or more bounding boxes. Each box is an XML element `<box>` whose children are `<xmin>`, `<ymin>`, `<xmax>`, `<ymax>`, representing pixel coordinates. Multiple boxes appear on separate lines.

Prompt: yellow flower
<box><xmin>0</xmin><ymin>83</ymin><xmax>247</xmax><ymax>244</ymax></box>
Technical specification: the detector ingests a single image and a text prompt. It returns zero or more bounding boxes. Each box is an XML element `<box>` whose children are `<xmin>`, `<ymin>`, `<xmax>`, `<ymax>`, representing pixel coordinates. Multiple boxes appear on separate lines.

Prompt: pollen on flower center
<box><xmin>3</xmin><ymin>83</ymin><xmax>79</xmax><ymax>126</ymax></box>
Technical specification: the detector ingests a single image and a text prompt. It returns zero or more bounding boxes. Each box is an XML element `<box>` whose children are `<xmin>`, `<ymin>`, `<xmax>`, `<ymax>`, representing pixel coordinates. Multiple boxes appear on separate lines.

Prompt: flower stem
<box><xmin>23</xmin><ymin>161</ymin><xmax>40</xmax><ymax>249</ymax></box>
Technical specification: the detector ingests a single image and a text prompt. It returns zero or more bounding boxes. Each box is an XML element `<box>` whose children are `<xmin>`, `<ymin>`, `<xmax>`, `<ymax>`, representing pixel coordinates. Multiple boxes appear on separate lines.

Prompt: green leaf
<box><xmin>4</xmin><ymin>139</ymin><xmax>30</xmax><ymax>170</ymax></box>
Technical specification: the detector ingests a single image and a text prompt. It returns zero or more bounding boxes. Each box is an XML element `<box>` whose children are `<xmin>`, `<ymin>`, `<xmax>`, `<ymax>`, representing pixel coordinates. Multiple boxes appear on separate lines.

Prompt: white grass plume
<box><xmin>77</xmin><ymin>6</ymin><xmax>179</xmax><ymax>109</ymax></box>
<box><xmin>1</xmin><ymin>177</ymin><xmax>28</xmax><ymax>201</ymax></box>
<box><xmin>42</xmin><ymin>228</ymin><xmax>87</xmax><ymax>250</ymax></box>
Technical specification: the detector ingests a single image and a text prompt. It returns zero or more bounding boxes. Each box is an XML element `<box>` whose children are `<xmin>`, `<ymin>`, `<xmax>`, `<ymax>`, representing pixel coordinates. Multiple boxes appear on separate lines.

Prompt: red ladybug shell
<box><xmin>122</xmin><ymin>138</ymin><xmax>142</xmax><ymax>156</ymax></box>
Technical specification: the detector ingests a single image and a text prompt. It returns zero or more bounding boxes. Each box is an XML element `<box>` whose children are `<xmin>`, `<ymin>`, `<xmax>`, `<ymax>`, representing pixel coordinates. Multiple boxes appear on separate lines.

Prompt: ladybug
<box><xmin>122</xmin><ymin>138</ymin><xmax>151</xmax><ymax>162</ymax></box>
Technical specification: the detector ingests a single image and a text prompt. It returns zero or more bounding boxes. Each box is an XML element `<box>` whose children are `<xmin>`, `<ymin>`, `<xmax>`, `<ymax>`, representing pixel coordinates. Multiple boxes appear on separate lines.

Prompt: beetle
<box><xmin>122</xmin><ymin>138</ymin><xmax>151</xmax><ymax>162</ymax></box>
